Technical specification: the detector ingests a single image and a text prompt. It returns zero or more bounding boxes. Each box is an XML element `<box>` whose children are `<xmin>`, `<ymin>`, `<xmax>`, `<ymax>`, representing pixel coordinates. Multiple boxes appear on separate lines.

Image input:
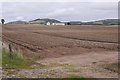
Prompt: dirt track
<box><xmin>2</xmin><ymin>24</ymin><xmax>118</xmax><ymax>78</ymax></box>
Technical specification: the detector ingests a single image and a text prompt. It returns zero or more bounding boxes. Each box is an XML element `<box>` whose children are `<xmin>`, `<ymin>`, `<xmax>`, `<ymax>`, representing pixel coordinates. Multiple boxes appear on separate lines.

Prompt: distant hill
<box><xmin>29</xmin><ymin>18</ymin><xmax>61</xmax><ymax>24</ymax></box>
<box><xmin>7</xmin><ymin>21</ymin><xmax>28</xmax><ymax>24</ymax></box>
<box><xmin>83</xmin><ymin>19</ymin><xmax>119</xmax><ymax>25</ymax></box>
<box><xmin>6</xmin><ymin>19</ymin><xmax>119</xmax><ymax>25</ymax></box>
<box><xmin>66</xmin><ymin>21</ymin><xmax>82</xmax><ymax>25</ymax></box>
<box><xmin>66</xmin><ymin>19</ymin><xmax>119</xmax><ymax>25</ymax></box>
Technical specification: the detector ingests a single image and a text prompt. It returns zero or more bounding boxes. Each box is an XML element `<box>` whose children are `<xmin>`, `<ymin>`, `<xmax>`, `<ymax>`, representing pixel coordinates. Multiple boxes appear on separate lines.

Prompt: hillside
<box><xmin>83</xmin><ymin>19</ymin><xmax>119</xmax><ymax>25</ymax></box>
<box><xmin>6</xmin><ymin>19</ymin><xmax>119</xmax><ymax>25</ymax></box>
<box><xmin>66</xmin><ymin>21</ymin><xmax>82</xmax><ymax>25</ymax></box>
<box><xmin>7</xmin><ymin>21</ymin><xmax>28</xmax><ymax>24</ymax></box>
<box><xmin>29</xmin><ymin>18</ymin><xmax>61</xmax><ymax>24</ymax></box>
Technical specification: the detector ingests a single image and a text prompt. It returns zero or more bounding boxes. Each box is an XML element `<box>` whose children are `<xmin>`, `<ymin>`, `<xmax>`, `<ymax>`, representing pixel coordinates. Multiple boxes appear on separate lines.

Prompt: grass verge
<box><xmin>67</xmin><ymin>74</ymin><xmax>95</xmax><ymax>80</ymax></box>
<box><xmin>0</xmin><ymin>50</ymin><xmax>2</xmax><ymax>67</ymax></box>
<box><xmin>2</xmin><ymin>50</ymin><xmax>33</xmax><ymax>69</ymax></box>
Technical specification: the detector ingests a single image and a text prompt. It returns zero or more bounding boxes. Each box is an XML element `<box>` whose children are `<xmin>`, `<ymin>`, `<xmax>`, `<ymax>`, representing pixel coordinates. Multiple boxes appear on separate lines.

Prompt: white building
<box><xmin>52</xmin><ymin>23</ymin><xmax>65</xmax><ymax>25</ymax></box>
<box><xmin>46</xmin><ymin>22</ymin><xmax>65</xmax><ymax>26</ymax></box>
<box><xmin>46</xmin><ymin>22</ymin><xmax>51</xmax><ymax>25</ymax></box>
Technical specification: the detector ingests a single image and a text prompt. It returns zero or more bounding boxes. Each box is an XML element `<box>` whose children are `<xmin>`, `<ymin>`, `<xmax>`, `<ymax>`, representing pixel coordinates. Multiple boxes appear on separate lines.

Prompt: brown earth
<box><xmin>2</xmin><ymin>24</ymin><xmax>119</xmax><ymax>78</ymax></box>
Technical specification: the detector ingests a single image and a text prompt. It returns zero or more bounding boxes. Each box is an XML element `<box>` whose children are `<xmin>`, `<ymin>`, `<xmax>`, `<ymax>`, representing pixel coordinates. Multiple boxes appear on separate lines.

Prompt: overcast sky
<box><xmin>1</xmin><ymin>0</ymin><xmax>119</xmax><ymax>22</ymax></box>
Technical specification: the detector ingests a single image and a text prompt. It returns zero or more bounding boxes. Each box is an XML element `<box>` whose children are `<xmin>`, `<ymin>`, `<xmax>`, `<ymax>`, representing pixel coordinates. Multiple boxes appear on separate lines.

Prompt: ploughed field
<box><xmin>2</xmin><ymin>24</ymin><xmax>118</xmax><ymax>58</ymax></box>
<box><xmin>2</xmin><ymin>24</ymin><xmax>118</xmax><ymax>78</ymax></box>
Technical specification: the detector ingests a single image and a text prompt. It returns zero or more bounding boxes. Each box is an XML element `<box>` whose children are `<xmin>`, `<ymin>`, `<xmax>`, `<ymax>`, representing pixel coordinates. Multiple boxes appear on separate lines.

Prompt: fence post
<box><xmin>8</xmin><ymin>44</ymin><xmax>13</xmax><ymax>59</ymax></box>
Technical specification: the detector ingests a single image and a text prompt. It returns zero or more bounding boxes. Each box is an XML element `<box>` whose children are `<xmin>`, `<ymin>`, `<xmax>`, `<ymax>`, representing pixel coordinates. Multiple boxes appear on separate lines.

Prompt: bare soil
<box><xmin>2</xmin><ymin>24</ymin><xmax>119</xmax><ymax>78</ymax></box>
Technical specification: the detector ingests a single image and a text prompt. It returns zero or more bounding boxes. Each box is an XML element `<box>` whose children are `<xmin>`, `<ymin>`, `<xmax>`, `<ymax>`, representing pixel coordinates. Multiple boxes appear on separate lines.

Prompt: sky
<box><xmin>0</xmin><ymin>0</ymin><xmax>119</xmax><ymax>22</ymax></box>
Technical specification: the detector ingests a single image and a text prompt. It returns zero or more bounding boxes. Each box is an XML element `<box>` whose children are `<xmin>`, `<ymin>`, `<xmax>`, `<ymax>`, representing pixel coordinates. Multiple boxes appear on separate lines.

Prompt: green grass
<box><xmin>0</xmin><ymin>50</ymin><xmax>2</xmax><ymax>67</ymax></box>
<box><xmin>67</xmin><ymin>74</ymin><xmax>94</xmax><ymax>80</ymax></box>
<box><xmin>68</xmin><ymin>74</ymin><xmax>86</xmax><ymax>80</ymax></box>
<box><xmin>2</xmin><ymin>50</ymin><xmax>33</xmax><ymax>69</ymax></box>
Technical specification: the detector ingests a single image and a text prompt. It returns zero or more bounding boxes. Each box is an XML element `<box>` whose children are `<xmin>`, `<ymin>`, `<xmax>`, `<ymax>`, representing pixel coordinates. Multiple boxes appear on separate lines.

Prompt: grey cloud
<box><xmin>90</xmin><ymin>2</ymin><xmax>118</xmax><ymax>11</ymax></box>
<box><xmin>2</xmin><ymin>2</ymin><xmax>118</xmax><ymax>22</ymax></box>
<box><xmin>46</xmin><ymin>8</ymin><xmax>79</xmax><ymax>17</ymax></box>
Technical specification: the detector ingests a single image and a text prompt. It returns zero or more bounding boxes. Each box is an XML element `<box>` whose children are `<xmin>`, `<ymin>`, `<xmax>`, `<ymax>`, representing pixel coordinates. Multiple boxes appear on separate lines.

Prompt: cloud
<box><xmin>90</xmin><ymin>2</ymin><xmax>118</xmax><ymax>11</ymax></box>
<box><xmin>2</xmin><ymin>2</ymin><xmax>118</xmax><ymax>22</ymax></box>
<box><xmin>0</xmin><ymin>0</ymin><xmax>119</xmax><ymax>2</ymax></box>
<box><xmin>46</xmin><ymin>8</ymin><xmax>79</xmax><ymax>18</ymax></box>
<box><xmin>16</xmin><ymin>16</ymin><xmax>24</xmax><ymax>21</ymax></box>
<box><xmin>0</xmin><ymin>3</ymin><xmax>2</xmax><ymax>19</ymax></box>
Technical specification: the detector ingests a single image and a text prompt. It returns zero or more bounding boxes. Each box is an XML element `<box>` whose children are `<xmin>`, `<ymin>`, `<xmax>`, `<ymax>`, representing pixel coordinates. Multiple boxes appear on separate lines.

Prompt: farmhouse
<box><xmin>52</xmin><ymin>23</ymin><xmax>65</xmax><ymax>25</ymax></box>
<box><xmin>46</xmin><ymin>22</ymin><xmax>65</xmax><ymax>26</ymax></box>
<box><xmin>46</xmin><ymin>22</ymin><xmax>51</xmax><ymax>25</ymax></box>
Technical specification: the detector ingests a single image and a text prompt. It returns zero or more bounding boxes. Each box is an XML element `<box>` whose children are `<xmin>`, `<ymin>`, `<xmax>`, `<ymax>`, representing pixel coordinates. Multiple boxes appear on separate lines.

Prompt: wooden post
<box><xmin>8</xmin><ymin>44</ymin><xmax>13</xmax><ymax>59</ymax></box>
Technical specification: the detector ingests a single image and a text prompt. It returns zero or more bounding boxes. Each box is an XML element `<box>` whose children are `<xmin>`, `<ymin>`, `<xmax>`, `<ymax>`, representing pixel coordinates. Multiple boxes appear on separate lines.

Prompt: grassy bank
<box><xmin>67</xmin><ymin>74</ymin><xmax>94</xmax><ymax>80</ymax></box>
<box><xmin>2</xmin><ymin>50</ymin><xmax>33</xmax><ymax>69</ymax></box>
<box><xmin>0</xmin><ymin>50</ymin><xmax>2</xmax><ymax>67</ymax></box>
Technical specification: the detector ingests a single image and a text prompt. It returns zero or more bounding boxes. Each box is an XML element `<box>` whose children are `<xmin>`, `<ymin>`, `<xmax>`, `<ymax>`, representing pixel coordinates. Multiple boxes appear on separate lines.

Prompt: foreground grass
<box><xmin>67</xmin><ymin>74</ymin><xmax>88</xmax><ymax>80</ymax></box>
<box><xmin>0</xmin><ymin>51</ymin><xmax>2</xmax><ymax>67</ymax></box>
<box><xmin>67</xmin><ymin>74</ymin><xmax>95</xmax><ymax>80</ymax></box>
<box><xmin>2</xmin><ymin>50</ymin><xmax>33</xmax><ymax>69</ymax></box>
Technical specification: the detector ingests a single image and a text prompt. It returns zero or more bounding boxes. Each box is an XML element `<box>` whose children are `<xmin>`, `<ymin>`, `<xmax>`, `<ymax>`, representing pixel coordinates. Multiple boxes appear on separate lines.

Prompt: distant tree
<box><xmin>1</xmin><ymin>19</ymin><xmax>5</xmax><ymax>24</ymax></box>
<box><xmin>67</xmin><ymin>22</ymin><xmax>70</xmax><ymax>25</ymax></box>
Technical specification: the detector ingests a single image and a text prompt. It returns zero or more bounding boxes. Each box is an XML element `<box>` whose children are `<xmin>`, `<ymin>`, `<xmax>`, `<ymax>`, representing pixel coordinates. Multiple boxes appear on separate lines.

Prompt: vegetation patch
<box><xmin>67</xmin><ymin>74</ymin><xmax>87</xmax><ymax>80</ymax></box>
<box><xmin>2</xmin><ymin>50</ymin><xmax>33</xmax><ymax>69</ymax></box>
<box><xmin>66</xmin><ymin>68</ymin><xmax>80</xmax><ymax>73</ymax></box>
<box><xmin>0</xmin><ymin>51</ymin><xmax>2</xmax><ymax>67</ymax></box>
<box><xmin>67</xmin><ymin>74</ymin><xmax>96</xmax><ymax>80</ymax></box>
<box><xmin>103</xmin><ymin>62</ymin><xmax>118</xmax><ymax>73</ymax></box>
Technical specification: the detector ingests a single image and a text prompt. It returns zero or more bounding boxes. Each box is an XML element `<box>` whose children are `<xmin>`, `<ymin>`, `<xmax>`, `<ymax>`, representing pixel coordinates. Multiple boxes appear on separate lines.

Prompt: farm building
<box><xmin>52</xmin><ymin>23</ymin><xmax>65</xmax><ymax>25</ymax></box>
<box><xmin>46</xmin><ymin>22</ymin><xmax>65</xmax><ymax>26</ymax></box>
<box><xmin>46</xmin><ymin>22</ymin><xmax>51</xmax><ymax>25</ymax></box>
